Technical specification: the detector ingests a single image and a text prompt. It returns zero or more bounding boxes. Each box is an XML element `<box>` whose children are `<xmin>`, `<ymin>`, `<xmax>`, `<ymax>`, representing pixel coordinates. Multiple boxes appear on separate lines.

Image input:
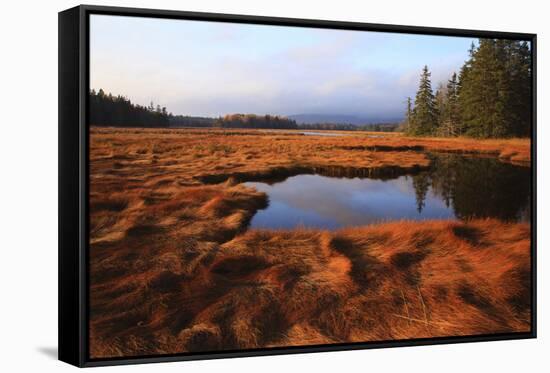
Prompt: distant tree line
<box><xmin>168</xmin><ymin>114</ymin><xmax>299</xmax><ymax>129</ymax></box>
<box><xmin>298</xmin><ymin>123</ymin><xmax>357</xmax><ymax>131</ymax></box>
<box><xmin>214</xmin><ymin>114</ymin><xmax>298</xmax><ymax>129</ymax></box>
<box><xmin>89</xmin><ymin>89</ymin><xmax>170</xmax><ymax>127</ymax></box>
<box><xmin>405</xmin><ymin>39</ymin><xmax>531</xmax><ymax>138</ymax></box>
<box><xmin>168</xmin><ymin>118</ymin><xmax>400</xmax><ymax>132</ymax></box>
<box><xmin>297</xmin><ymin>122</ymin><xmax>399</xmax><ymax>132</ymax></box>
<box><xmin>169</xmin><ymin>115</ymin><xmax>217</xmax><ymax>128</ymax></box>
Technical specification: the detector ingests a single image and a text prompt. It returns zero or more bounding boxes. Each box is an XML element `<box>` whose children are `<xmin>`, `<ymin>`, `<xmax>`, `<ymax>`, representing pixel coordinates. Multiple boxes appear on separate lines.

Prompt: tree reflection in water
<box><xmin>412</xmin><ymin>154</ymin><xmax>531</xmax><ymax>221</ymax></box>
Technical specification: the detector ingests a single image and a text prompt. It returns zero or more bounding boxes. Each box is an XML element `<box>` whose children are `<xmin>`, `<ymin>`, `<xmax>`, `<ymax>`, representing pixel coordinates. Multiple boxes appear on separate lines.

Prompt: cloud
<box><xmin>91</xmin><ymin>16</ymin><xmax>473</xmax><ymax>119</ymax></box>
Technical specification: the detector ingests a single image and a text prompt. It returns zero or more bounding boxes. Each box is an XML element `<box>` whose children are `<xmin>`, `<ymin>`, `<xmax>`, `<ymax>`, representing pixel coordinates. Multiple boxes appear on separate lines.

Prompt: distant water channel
<box><xmin>300</xmin><ymin>131</ymin><xmax>349</xmax><ymax>137</ymax></box>
<box><xmin>260</xmin><ymin>130</ymin><xmax>384</xmax><ymax>137</ymax></box>
<box><xmin>245</xmin><ymin>154</ymin><xmax>531</xmax><ymax>230</ymax></box>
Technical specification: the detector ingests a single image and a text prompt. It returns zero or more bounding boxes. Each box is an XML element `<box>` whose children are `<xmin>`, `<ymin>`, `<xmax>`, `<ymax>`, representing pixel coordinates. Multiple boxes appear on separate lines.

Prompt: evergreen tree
<box><xmin>458</xmin><ymin>39</ymin><xmax>492</xmax><ymax>137</ymax></box>
<box><xmin>408</xmin><ymin>66</ymin><xmax>439</xmax><ymax>136</ymax></box>
<box><xmin>439</xmin><ymin>72</ymin><xmax>461</xmax><ymax>136</ymax></box>
<box><xmin>404</xmin><ymin>39</ymin><xmax>531</xmax><ymax>139</ymax></box>
<box><xmin>89</xmin><ymin>89</ymin><xmax>170</xmax><ymax>127</ymax></box>
<box><xmin>457</xmin><ymin>42</ymin><xmax>476</xmax><ymax>96</ymax></box>
<box><xmin>434</xmin><ymin>82</ymin><xmax>447</xmax><ymax>132</ymax></box>
<box><xmin>458</xmin><ymin>39</ymin><xmax>531</xmax><ymax>138</ymax></box>
<box><xmin>405</xmin><ymin>97</ymin><xmax>413</xmax><ymax>132</ymax></box>
<box><xmin>508</xmin><ymin>40</ymin><xmax>532</xmax><ymax>137</ymax></box>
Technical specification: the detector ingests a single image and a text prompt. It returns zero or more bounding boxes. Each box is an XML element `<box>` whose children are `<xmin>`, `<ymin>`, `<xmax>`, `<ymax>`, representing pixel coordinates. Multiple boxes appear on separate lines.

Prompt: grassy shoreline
<box><xmin>89</xmin><ymin>127</ymin><xmax>531</xmax><ymax>358</ymax></box>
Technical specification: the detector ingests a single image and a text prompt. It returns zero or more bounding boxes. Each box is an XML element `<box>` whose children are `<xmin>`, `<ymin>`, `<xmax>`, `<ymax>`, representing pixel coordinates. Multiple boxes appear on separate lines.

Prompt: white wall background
<box><xmin>0</xmin><ymin>0</ymin><xmax>546</xmax><ymax>371</ymax></box>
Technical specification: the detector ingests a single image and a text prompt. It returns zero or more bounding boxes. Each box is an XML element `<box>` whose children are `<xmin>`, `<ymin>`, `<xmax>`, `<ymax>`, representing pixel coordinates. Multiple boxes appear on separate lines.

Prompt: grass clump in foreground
<box><xmin>88</xmin><ymin>127</ymin><xmax>531</xmax><ymax>358</ymax></box>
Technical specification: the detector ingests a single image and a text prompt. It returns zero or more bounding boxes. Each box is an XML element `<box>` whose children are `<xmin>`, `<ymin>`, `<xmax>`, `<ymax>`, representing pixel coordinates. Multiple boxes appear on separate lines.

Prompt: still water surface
<box><xmin>245</xmin><ymin>155</ymin><xmax>531</xmax><ymax>230</ymax></box>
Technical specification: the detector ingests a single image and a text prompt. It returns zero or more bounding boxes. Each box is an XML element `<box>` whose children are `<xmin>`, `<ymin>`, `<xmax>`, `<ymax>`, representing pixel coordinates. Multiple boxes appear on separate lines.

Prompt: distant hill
<box><xmin>288</xmin><ymin>113</ymin><xmax>403</xmax><ymax>125</ymax></box>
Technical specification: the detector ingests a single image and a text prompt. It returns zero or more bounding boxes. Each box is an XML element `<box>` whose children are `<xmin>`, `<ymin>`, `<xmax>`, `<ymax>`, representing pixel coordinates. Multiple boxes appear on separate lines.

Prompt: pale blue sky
<box><xmin>90</xmin><ymin>14</ymin><xmax>477</xmax><ymax>120</ymax></box>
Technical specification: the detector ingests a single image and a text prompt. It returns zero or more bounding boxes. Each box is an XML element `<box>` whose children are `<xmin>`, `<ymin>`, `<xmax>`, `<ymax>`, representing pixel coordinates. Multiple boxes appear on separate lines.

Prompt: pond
<box><xmin>245</xmin><ymin>154</ymin><xmax>531</xmax><ymax>230</ymax></box>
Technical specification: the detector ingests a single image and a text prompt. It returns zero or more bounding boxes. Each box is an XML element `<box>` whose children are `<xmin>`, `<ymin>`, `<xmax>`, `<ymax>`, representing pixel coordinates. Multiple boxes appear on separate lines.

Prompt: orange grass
<box><xmin>89</xmin><ymin>127</ymin><xmax>531</xmax><ymax>358</ymax></box>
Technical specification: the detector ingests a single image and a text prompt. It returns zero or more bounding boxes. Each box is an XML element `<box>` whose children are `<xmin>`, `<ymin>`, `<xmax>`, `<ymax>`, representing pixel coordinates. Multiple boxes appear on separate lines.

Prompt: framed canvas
<box><xmin>58</xmin><ymin>5</ymin><xmax>537</xmax><ymax>367</ymax></box>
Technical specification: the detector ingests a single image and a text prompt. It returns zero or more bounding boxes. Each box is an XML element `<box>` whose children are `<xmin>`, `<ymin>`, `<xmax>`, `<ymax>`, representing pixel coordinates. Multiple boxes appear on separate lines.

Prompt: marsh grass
<box><xmin>89</xmin><ymin>127</ymin><xmax>531</xmax><ymax>358</ymax></box>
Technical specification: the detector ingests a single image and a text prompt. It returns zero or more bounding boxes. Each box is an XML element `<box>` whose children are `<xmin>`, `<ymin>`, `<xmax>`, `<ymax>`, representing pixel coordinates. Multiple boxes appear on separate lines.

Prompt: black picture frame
<box><xmin>59</xmin><ymin>4</ymin><xmax>537</xmax><ymax>367</ymax></box>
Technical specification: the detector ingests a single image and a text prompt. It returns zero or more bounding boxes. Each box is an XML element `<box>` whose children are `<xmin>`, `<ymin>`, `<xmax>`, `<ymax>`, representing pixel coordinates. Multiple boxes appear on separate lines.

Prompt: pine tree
<box><xmin>459</xmin><ymin>40</ymin><xmax>490</xmax><ymax>137</ymax></box>
<box><xmin>457</xmin><ymin>42</ymin><xmax>479</xmax><ymax>136</ymax></box>
<box><xmin>406</xmin><ymin>39</ymin><xmax>531</xmax><ymax>139</ymax></box>
<box><xmin>89</xmin><ymin>89</ymin><xmax>170</xmax><ymax>127</ymax></box>
<box><xmin>434</xmin><ymin>82</ymin><xmax>447</xmax><ymax>135</ymax></box>
<box><xmin>458</xmin><ymin>39</ymin><xmax>531</xmax><ymax>138</ymax></box>
<box><xmin>459</xmin><ymin>42</ymin><xmax>476</xmax><ymax>92</ymax></box>
<box><xmin>508</xmin><ymin>41</ymin><xmax>532</xmax><ymax>137</ymax></box>
<box><xmin>439</xmin><ymin>72</ymin><xmax>461</xmax><ymax>136</ymax></box>
<box><xmin>405</xmin><ymin>97</ymin><xmax>413</xmax><ymax>132</ymax></box>
<box><xmin>408</xmin><ymin>66</ymin><xmax>439</xmax><ymax>136</ymax></box>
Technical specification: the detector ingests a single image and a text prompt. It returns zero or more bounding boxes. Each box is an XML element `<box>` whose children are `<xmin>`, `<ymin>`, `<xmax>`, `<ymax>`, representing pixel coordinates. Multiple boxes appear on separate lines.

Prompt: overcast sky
<box><xmin>90</xmin><ymin>15</ymin><xmax>476</xmax><ymax>120</ymax></box>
